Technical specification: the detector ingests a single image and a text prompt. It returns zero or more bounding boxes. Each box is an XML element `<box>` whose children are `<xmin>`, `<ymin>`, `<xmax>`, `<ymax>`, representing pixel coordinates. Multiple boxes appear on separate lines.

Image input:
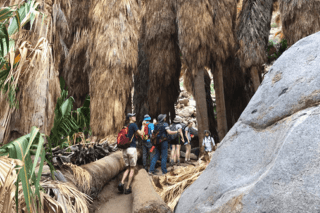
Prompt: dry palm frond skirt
<box><xmin>151</xmin><ymin>155</ymin><xmax>212</xmax><ymax>211</ymax></box>
<box><xmin>0</xmin><ymin>156</ymin><xmax>92</xmax><ymax>213</ymax></box>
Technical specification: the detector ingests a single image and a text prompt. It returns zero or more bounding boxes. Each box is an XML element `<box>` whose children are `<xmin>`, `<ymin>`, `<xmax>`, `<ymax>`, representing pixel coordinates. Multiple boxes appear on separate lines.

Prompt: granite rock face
<box><xmin>175</xmin><ymin>31</ymin><xmax>320</xmax><ymax>213</ymax></box>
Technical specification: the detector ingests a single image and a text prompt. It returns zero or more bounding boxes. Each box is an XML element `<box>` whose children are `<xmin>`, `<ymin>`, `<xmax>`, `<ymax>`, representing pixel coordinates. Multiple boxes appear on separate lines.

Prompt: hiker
<box><xmin>169</xmin><ymin>116</ymin><xmax>185</xmax><ymax>166</ymax></box>
<box><xmin>149</xmin><ymin>114</ymin><xmax>182</xmax><ymax>175</ymax></box>
<box><xmin>184</xmin><ymin>121</ymin><xmax>193</xmax><ymax>163</ymax></box>
<box><xmin>118</xmin><ymin>113</ymin><xmax>145</xmax><ymax>194</ymax></box>
<box><xmin>141</xmin><ymin>114</ymin><xmax>154</xmax><ymax>171</ymax></box>
<box><xmin>202</xmin><ymin>130</ymin><xmax>215</xmax><ymax>166</ymax></box>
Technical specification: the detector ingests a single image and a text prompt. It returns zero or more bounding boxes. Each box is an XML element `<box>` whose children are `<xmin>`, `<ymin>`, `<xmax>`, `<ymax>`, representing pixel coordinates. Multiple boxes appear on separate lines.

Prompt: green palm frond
<box><xmin>0</xmin><ymin>126</ymin><xmax>46</xmax><ymax>213</ymax></box>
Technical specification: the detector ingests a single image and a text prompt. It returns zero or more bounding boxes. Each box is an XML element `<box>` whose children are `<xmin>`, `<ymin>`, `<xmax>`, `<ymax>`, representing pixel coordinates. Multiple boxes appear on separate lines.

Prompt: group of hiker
<box><xmin>117</xmin><ymin>112</ymin><xmax>216</xmax><ymax>194</ymax></box>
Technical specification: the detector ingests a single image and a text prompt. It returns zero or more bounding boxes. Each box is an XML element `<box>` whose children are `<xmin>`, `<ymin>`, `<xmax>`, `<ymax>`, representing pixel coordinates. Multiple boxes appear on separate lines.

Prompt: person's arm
<box><xmin>149</xmin><ymin>124</ymin><xmax>154</xmax><ymax>137</ymax></box>
<box><xmin>135</xmin><ymin>124</ymin><xmax>145</xmax><ymax>136</ymax></box>
<box><xmin>211</xmin><ymin>137</ymin><xmax>215</xmax><ymax>146</ymax></box>
<box><xmin>166</xmin><ymin>128</ymin><xmax>182</xmax><ymax>135</ymax></box>
<box><xmin>185</xmin><ymin>128</ymin><xmax>190</xmax><ymax>144</ymax></box>
<box><xmin>179</xmin><ymin>127</ymin><xmax>185</xmax><ymax>142</ymax></box>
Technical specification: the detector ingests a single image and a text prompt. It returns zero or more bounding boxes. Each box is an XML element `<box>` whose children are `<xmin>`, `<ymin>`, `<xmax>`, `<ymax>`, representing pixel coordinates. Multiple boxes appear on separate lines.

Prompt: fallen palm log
<box><xmin>132</xmin><ymin>169</ymin><xmax>172</xmax><ymax>213</ymax></box>
<box><xmin>61</xmin><ymin>149</ymin><xmax>141</xmax><ymax>198</ymax></box>
<box><xmin>50</xmin><ymin>140</ymin><xmax>117</xmax><ymax>167</ymax></box>
<box><xmin>152</xmin><ymin>163</ymin><xmax>206</xmax><ymax>211</ymax></box>
<box><xmin>180</xmin><ymin>151</ymin><xmax>198</xmax><ymax>160</ymax></box>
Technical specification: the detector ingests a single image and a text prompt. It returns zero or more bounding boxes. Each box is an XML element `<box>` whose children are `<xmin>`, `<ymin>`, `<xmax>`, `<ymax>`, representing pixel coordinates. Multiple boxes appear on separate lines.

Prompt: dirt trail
<box><xmin>91</xmin><ymin>171</ymin><xmax>133</xmax><ymax>213</ymax></box>
<box><xmin>90</xmin><ymin>160</ymin><xmax>198</xmax><ymax>213</ymax></box>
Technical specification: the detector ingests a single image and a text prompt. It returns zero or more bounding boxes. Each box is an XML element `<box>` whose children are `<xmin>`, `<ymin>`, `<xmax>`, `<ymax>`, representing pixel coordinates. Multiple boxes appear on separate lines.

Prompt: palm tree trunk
<box><xmin>214</xmin><ymin>62</ymin><xmax>228</xmax><ymax>142</ymax></box>
<box><xmin>62</xmin><ymin>150</ymin><xmax>142</xmax><ymax>197</ymax></box>
<box><xmin>250</xmin><ymin>66</ymin><xmax>261</xmax><ymax>92</ymax></box>
<box><xmin>194</xmin><ymin>68</ymin><xmax>209</xmax><ymax>151</ymax></box>
<box><xmin>132</xmin><ymin>169</ymin><xmax>171</xmax><ymax>212</ymax></box>
<box><xmin>204</xmin><ymin>71</ymin><xmax>219</xmax><ymax>143</ymax></box>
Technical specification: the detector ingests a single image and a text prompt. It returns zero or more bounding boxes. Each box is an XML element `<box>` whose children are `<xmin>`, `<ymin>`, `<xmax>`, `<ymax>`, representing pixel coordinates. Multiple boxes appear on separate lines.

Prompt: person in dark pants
<box><xmin>149</xmin><ymin>114</ymin><xmax>182</xmax><ymax>175</ymax></box>
<box><xmin>141</xmin><ymin>114</ymin><xmax>154</xmax><ymax>171</ymax></box>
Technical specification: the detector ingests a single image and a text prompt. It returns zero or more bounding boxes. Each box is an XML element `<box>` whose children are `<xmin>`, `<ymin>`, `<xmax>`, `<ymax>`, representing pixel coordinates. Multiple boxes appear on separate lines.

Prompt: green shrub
<box><xmin>271</xmin><ymin>23</ymin><xmax>278</xmax><ymax>28</ymax></box>
<box><xmin>267</xmin><ymin>39</ymin><xmax>288</xmax><ymax>62</ymax></box>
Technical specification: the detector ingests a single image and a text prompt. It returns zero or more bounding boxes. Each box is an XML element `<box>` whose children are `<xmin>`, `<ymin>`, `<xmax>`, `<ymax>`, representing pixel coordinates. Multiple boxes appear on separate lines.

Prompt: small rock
<box><xmin>192</xmin><ymin>112</ymin><xmax>197</xmax><ymax>117</ymax></box>
<box><xmin>179</xmin><ymin>98</ymin><xmax>189</xmax><ymax>106</ymax></box>
<box><xmin>189</xmin><ymin>100</ymin><xmax>196</xmax><ymax>107</ymax></box>
<box><xmin>179</xmin><ymin>107</ymin><xmax>194</xmax><ymax>117</ymax></box>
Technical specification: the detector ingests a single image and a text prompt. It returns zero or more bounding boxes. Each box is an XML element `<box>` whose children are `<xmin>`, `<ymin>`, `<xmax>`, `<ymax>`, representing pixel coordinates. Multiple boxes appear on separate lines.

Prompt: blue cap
<box><xmin>143</xmin><ymin>114</ymin><xmax>151</xmax><ymax>121</ymax></box>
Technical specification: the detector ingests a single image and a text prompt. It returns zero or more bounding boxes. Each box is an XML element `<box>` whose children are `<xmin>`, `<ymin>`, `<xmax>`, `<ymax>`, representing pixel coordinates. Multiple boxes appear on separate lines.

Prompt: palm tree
<box><xmin>177</xmin><ymin>0</ymin><xmax>237</xmax><ymax>145</ymax></box>
<box><xmin>87</xmin><ymin>0</ymin><xmax>141</xmax><ymax>138</ymax></box>
<box><xmin>0</xmin><ymin>0</ymin><xmax>60</xmax><ymax>144</ymax></box>
<box><xmin>182</xmin><ymin>65</ymin><xmax>219</xmax><ymax>142</ymax></box>
<box><xmin>236</xmin><ymin>0</ymin><xmax>274</xmax><ymax>92</ymax></box>
<box><xmin>280</xmin><ymin>0</ymin><xmax>320</xmax><ymax>46</ymax></box>
<box><xmin>134</xmin><ymin>0</ymin><xmax>181</xmax><ymax>125</ymax></box>
<box><xmin>52</xmin><ymin>0</ymin><xmax>91</xmax><ymax>108</ymax></box>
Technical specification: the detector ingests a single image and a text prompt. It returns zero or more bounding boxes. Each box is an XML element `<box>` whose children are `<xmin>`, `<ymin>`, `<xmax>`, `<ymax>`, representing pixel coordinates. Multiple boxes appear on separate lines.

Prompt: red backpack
<box><xmin>142</xmin><ymin>122</ymin><xmax>150</xmax><ymax>140</ymax></box>
<box><xmin>117</xmin><ymin>124</ymin><xmax>134</xmax><ymax>149</ymax></box>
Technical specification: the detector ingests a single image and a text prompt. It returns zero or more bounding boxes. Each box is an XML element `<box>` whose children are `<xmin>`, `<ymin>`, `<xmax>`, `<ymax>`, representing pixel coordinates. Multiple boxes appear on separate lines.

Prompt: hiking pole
<box><xmin>150</xmin><ymin>146</ymin><xmax>155</xmax><ymax>152</ymax></box>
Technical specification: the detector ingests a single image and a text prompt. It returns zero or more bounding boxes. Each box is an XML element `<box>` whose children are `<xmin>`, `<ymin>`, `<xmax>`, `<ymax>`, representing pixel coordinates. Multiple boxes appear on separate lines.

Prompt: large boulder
<box><xmin>175</xmin><ymin>31</ymin><xmax>320</xmax><ymax>213</ymax></box>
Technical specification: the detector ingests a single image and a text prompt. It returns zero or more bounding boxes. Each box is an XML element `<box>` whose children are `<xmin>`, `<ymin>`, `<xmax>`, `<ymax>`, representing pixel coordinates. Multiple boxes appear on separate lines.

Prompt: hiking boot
<box><xmin>177</xmin><ymin>160</ymin><xmax>180</xmax><ymax>166</ymax></box>
<box><xmin>125</xmin><ymin>187</ymin><xmax>132</xmax><ymax>194</ymax></box>
<box><xmin>118</xmin><ymin>183</ymin><xmax>124</xmax><ymax>193</ymax></box>
<box><xmin>170</xmin><ymin>160</ymin><xmax>174</xmax><ymax>167</ymax></box>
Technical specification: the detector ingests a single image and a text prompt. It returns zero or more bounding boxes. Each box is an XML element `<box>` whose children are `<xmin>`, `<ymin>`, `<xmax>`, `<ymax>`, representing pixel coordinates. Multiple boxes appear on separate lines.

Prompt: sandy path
<box><xmin>90</xmin><ymin>159</ymin><xmax>198</xmax><ymax>213</ymax></box>
<box><xmin>91</xmin><ymin>171</ymin><xmax>133</xmax><ymax>213</ymax></box>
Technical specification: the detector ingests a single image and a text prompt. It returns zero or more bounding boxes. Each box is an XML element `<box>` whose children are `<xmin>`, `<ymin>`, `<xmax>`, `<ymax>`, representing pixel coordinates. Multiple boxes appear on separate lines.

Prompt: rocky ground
<box><xmin>175</xmin><ymin>76</ymin><xmax>215</xmax><ymax>129</ymax></box>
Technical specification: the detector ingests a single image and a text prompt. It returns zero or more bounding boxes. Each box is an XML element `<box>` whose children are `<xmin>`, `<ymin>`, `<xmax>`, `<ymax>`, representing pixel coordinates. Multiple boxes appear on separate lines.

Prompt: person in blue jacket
<box><xmin>141</xmin><ymin>114</ymin><xmax>154</xmax><ymax>171</ymax></box>
<box><xmin>149</xmin><ymin>114</ymin><xmax>182</xmax><ymax>175</ymax></box>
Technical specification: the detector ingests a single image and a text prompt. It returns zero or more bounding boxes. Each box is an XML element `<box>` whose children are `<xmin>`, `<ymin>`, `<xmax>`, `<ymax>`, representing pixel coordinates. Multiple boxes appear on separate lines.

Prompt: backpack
<box><xmin>140</xmin><ymin>122</ymin><xmax>154</xmax><ymax>140</ymax></box>
<box><xmin>141</xmin><ymin>122</ymin><xmax>150</xmax><ymax>140</ymax></box>
<box><xmin>151</xmin><ymin>123</ymin><xmax>167</xmax><ymax>145</ymax></box>
<box><xmin>117</xmin><ymin>124</ymin><xmax>134</xmax><ymax>149</ymax></box>
<box><xmin>168</xmin><ymin>123</ymin><xmax>179</xmax><ymax>140</ymax></box>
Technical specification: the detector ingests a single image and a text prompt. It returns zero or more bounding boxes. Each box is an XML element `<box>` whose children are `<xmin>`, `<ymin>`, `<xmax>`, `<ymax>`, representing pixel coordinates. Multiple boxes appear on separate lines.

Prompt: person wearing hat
<box><xmin>169</xmin><ymin>116</ymin><xmax>185</xmax><ymax>166</ymax></box>
<box><xmin>141</xmin><ymin>114</ymin><xmax>154</xmax><ymax>171</ymax></box>
<box><xmin>149</xmin><ymin>114</ymin><xmax>183</xmax><ymax>175</ymax></box>
<box><xmin>202</xmin><ymin>130</ymin><xmax>215</xmax><ymax>166</ymax></box>
<box><xmin>118</xmin><ymin>113</ymin><xmax>145</xmax><ymax>194</ymax></box>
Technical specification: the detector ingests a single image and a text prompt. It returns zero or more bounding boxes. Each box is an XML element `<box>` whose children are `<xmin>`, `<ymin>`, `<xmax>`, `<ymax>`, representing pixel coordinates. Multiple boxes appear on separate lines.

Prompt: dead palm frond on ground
<box><xmin>41</xmin><ymin>180</ymin><xmax>92</xmax><ymax>213</ymax></box>
<box><xmin>152</xmin><ymin>162</ymin><xmax>207</xmax><ymax>211</ymax></box>
<box><xmin>0</xmin><ymin>126</ymin><xmax>92</xmax><ymax>213</ymax></box>
<box><xmin>0</xmin><ymin>155</ymin><xmax>23</xmax><ymax>213</ymax></box>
